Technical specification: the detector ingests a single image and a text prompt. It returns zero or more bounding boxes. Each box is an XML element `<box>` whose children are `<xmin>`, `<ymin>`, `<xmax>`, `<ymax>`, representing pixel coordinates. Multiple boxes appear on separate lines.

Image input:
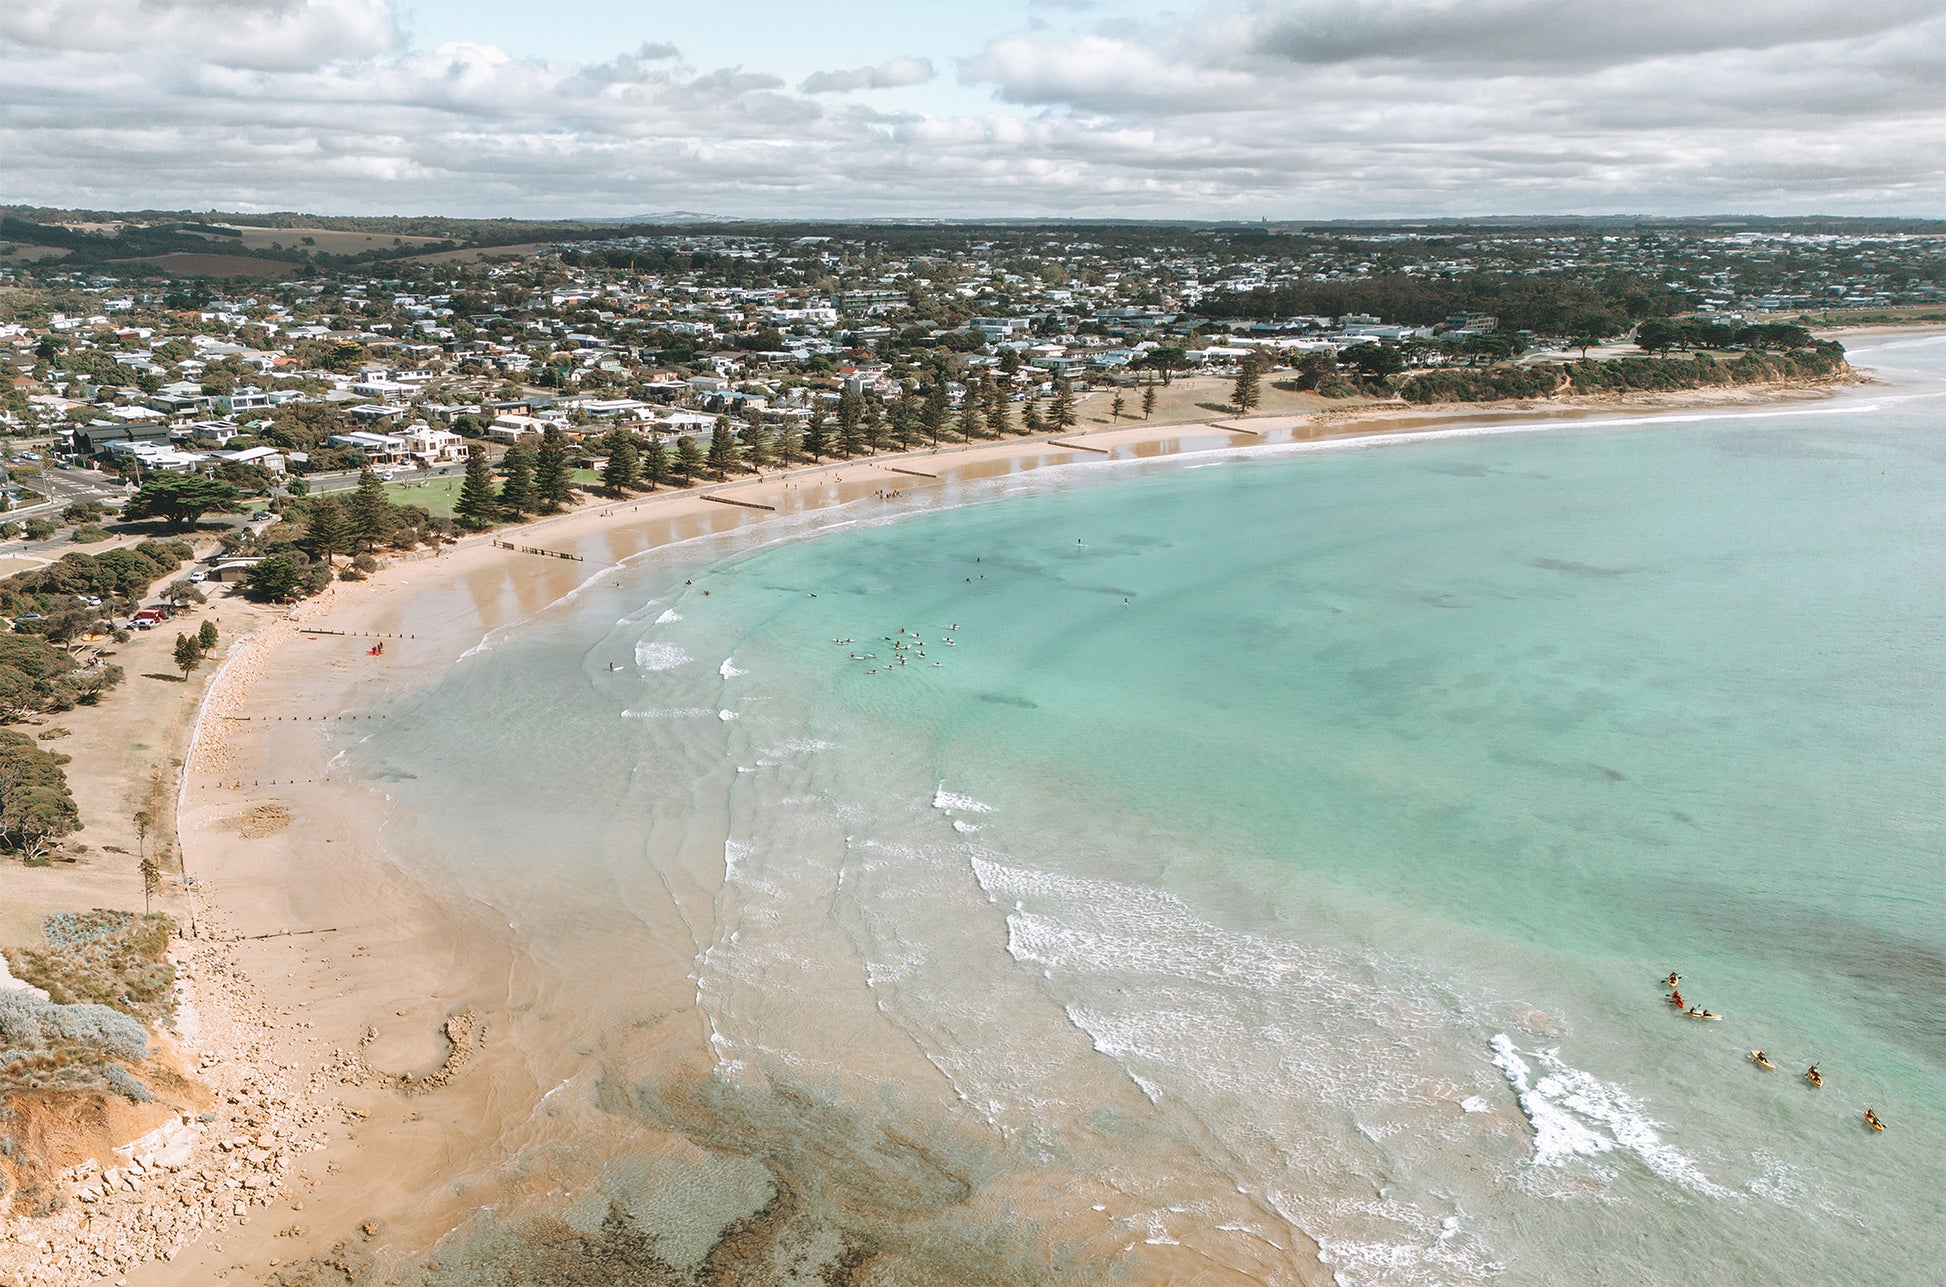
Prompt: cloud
<box><xmin>0</xmin><ymin>0</ymin><xmax>401</xmax><ymax>70</ymax></box>
<box><xmin>799</xmin><ymin>55</ymin><xmax>934</xmax><ymax>94</ymax></box>
<box><xmin>0</xmin><ymin>0</ymin><xmax>1941</xmax><ymax>218</ymax></box>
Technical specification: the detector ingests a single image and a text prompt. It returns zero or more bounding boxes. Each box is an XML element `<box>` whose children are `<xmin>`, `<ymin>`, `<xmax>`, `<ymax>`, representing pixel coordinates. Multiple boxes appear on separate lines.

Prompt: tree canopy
<box><xmin>123</xmin><ymin>476</ymin><xmax>241</xmax><ymax>528</ymax></box>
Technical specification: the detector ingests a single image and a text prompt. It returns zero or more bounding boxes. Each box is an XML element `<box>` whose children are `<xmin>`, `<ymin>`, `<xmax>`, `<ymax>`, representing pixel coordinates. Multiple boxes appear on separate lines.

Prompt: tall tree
<box><xmin>1022</xmin><ymin>399</ymin><xmax>1045</xmax><ymax>434</ymax></box>
<box><xmin>1231</xmin><ymin>355</ymin><xmax>1264</xmax><ymax>413</ymax></box>
<box><xmin>536</xmin><ymin>425</ymin><xmax>575</xmax><ymax>510</ymax></box>
<box><xmin>986</xmin><ymin>382</ymin><xmax>1015</xmax><ymax>436</ymax></box>
<box><xmin>836</xmin><ymin>386</ymin><xmax>863</xmax><ymax>446</ymax></box>
<box><xmin>197</xmin><ymin>619</ymin><xmax>218</xmax><ymax>650</ymax></box>
<box><xmin>675</xmin><ymin>435</ymin><xmax>705</xmax><ymax>481</ymax></box>
<box><xmin>349</xmin><ymin>466</ymin><xmax>394</xmax><ymax>551</ymax></box>
<box><xmin>1142</xmin><ymin>383</ymin><xmax>1158</xmax><ymax>420</ymax></box>
<box><xmin>123</xmin><ymin>475</ymin><xmax>240</xmax><ymax>529</ymax></box>
<box><xmin>302</xmin><ymin>496</ymin><xmax>354</xmax><ymax>563</ymax></box>
<box><xmin>706</xmin><ymin>416</ymin><xmax>740</xmax><ymax>479</ymax></box>
<box><xmin>803</xmin><ymin>407</ymin><xmax>828</xmax><ymax>462</ymax></box>
<box><xmin>639</xmin><ymin>436</ymin><xmax>670</xmax><ymax>490</ymax></box>
<box><xmin>921</xmin><ymin>382</ymin><xmax>950</xmax><ymax>445</ymax></box>
<box><xmin>455</xmin><ymin>446</ymin><xmax>501</xmax><ymax>529</ymax></box>
<box><xmin>499</xmin><ymin>439</ymin><xmax>538</xmax><ymax>515</ymax></box>
<box><xmin>1110</xmin><ymin>393</ymin><xmax>1126</xmax><ymax>421</ymax></box>
<box><xmin>1051</xmin><ymin>376</ymin><xmax>1077</xmax><ymax>429</ymax></box>
<box><xmin>600</xmin><ymin>429</ymin><xmax>641</xmax><ymax>495</ymax></box>
<box><xmin>173</xmin><ymin>632</ymin><xmax>202</xmax><ymax>680</ymax></box>
<box><xmin>959</xmin><ymin>375</ymin><xmax>988</xmax><ymax>439</ymax></box>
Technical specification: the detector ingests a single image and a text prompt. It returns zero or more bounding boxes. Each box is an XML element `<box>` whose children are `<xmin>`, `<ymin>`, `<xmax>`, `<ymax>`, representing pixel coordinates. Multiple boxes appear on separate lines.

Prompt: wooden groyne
<box><xmin>702</xmin><ymin>495</ymin><xmax>777</xmax><ymax>512</ymax></box>
<box><xmin>1050</xmin><ymin>439</ymin><xmax>1112</xmax><ymax>454</ymax></box>
<box><xmin>493</xmin><ymin>540</ymin><xmax>583</xmax><ymax>562</ymax></box>
<box><xmin>883</xmin><ymin>466</ymin><xmax>938</xmax><ymax>479</ymax></box>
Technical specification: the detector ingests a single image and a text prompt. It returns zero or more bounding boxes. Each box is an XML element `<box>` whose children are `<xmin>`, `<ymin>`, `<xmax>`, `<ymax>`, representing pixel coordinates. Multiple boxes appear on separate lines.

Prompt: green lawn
<box><xmin>384</xmin><ymin>477</ymin><xmax>461</xmax><ymax>520</ymax></box>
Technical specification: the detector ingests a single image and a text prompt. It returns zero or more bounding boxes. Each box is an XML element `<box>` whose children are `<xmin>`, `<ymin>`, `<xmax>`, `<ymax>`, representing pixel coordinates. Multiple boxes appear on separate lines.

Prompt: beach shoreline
<box><xmin>2</xmin><ymin>355</ymin><xmax>1921</xmax><ymax>1284</ymax></box>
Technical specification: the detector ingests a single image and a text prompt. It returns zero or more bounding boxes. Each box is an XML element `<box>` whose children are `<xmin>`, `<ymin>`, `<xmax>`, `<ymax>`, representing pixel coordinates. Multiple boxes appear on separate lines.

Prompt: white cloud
<box><xmin>800</xmin><ymin>56</ymin><xmax>934</xmax><ymax>94</ymax></box>
<box><xmin>0</xmin><ymin>0</ymin><xmax>1941</xmax><ymax>218</ymax></box>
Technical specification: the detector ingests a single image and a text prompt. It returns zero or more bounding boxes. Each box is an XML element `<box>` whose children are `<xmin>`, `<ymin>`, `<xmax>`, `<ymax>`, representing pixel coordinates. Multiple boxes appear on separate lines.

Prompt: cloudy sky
<box><xmin>3</xmin><ymin>0</ymin><xmax>1942</xmax><ymax>219</ymax></box>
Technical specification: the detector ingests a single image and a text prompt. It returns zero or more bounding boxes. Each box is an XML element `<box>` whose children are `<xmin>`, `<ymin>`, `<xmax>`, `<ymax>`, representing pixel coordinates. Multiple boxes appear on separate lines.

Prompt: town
<box><xmin>0</xmin><ymin>214</ymin><xmax>1930</xmax><ymax>607</ymax></box>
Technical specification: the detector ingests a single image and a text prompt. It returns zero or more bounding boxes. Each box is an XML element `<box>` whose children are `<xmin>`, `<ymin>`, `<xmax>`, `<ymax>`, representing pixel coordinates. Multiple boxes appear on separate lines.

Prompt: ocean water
<box><xmin>348</xmin><ymin>336</ymin><xmax>1946</xmax><ymax>1285</ymax></box>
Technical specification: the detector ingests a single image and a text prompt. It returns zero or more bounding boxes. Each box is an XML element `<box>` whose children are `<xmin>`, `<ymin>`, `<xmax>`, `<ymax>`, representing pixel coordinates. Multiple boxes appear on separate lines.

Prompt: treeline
<box><xmin>1397</xmin><ymin>344</ymin><xmax>1849</xmax><ymax>405</ymax></box>
<box><xmin>0</xmin><ymin>729</ymin><xmax>82</xmax><ymax>855</ymax></box>
<box><xmin>1208</xmin><ymin>273</ymin><xmax>1689</xmax><ymax>335</ymax></box>
<box><xmin>0</xmin><ymin>541</ymin><xmax>194</xmax><ymax>643</ymax></box>
<box><xmin>237</xmin><ymin>469</ymin><xmax>456</xmax><ymax>603</ymax></box>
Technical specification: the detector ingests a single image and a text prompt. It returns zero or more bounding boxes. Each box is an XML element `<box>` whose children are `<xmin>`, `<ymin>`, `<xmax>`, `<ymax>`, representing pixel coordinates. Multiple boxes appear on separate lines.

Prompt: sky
<box><xmin>2</xmin><ymin>0</ymin><xmax>1943</xmax><ymax>221</ymax></box>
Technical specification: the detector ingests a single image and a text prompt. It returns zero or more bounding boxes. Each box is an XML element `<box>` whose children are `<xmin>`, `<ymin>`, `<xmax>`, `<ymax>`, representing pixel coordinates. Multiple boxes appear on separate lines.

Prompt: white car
<box><xmin>188</xmin><ymin>570</ymin><xmax>207</xmax><ymax>583</ymax></box>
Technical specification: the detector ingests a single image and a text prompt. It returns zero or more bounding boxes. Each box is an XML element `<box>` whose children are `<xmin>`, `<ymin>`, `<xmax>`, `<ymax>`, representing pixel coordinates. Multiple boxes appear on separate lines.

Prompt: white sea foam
<box><xmin>718</xmin><ymin>710</ymin><xmax>738</xmax><ymax>721</ymax></box>
<box><xmin>635</xmin><ymin>641</ymin><xmax>692</xmax><ymax>671</ymax></box>
<box><xmin>1490</xmin><ymin>1035</ymin><xmax>1733</xmax><ymax>1197</ymax></box>
<box><xmin>932</xmin><ymin>784</ymin><xmax>994</xmax><ymax>814</ymax></box>
<box><xmin>719</xmin><ymin>657</ymin><xmax>747</xmax><ymax>678</ymax></box>
<box><xmin>1460</xmin><ymin>1095</ymin><xmax>1490</xmax><ymax>1114</ymax></box>
<box><xmin>621</xmin><ymin>707</ymin><xmax>718</xmax><ymax>719</ymax></box>
<box><xmin>952</xmin><ymin>819</ymin><xmax>981</xmax><ymax>833</ymax></box>
<box><xmin>654</xmin><ymin>608</ymin><xmax>683</xmax><ymax>625</ymax></box>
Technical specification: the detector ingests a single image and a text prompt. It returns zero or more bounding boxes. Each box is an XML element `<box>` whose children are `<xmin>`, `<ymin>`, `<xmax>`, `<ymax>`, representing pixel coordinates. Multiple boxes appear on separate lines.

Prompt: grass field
<box><xmin>384</xmin><ymin>477</ymin><xmax>461</xmax><ymax>519</ymax></box>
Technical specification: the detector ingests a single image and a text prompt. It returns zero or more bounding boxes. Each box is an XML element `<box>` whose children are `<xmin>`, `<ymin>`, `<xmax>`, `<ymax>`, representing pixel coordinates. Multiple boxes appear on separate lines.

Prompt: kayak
<box><xmin>1864</xmin><ymin>1110</ymin><xmax>1885</xmax><ymax>1132</ymax></box>
<box><xmin>1806</xmin><ymin>1070</ymin><xmax>1823</xmax><ymax>1088</ymax></box>
<box><xmin>1684</xmin><ymin>1009</ymin><xmax>1722</xmax><ymax>1021</ymax></box>
<box><xmin>1750</xmin><ymin>1052</ymin><xmax>1776</xmax><ymax>1070</ymax></box>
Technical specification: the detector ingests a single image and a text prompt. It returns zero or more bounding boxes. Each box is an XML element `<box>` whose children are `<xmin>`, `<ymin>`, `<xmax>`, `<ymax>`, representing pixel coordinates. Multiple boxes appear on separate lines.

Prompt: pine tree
<box><xmin>173</xmin><ymin>632</ymin><xmax>202</xmax><ymax>680</ymax></box>
<box><xmin>743</xmin><ymin>422</ymin><xmax>773</xmax><ymax>470</ymax></box>
<box><xmin>1051</xmin><ymin>376</ymin><xmax>1077</xmax><ymax>429</ymax></box>
<box><xmin>804</xmin><ymin>407</ymin><xmax>828</xmax><ymax>461</ymax></box>
<box><xmin>303</xmin><ymin>496</ymin><xmax>353</xmax><ymax>563</ymax></box>
<box><xmin>774</xmin><ymin>419</ymin><xmax>802</xmax><ymax>466</ymax></box>
<box><xmin>536</xmin><ymin>425</ymin><xmax>575</xmax><ymax>510</ymax></box>
<box><xmin>675</xmin><ymin>435</ymin><xmax>705</xmax><ymax>481</ymax></box>
<box><xmin>959</xmin><ymin>375</ymin><xmax>987</xmax><ymax>439</ymax></box>
<box><xmin>499</xmin><ymin>439</ymin><xmax>538</xmax><ymax>515</ymax></box>
<box><xmin>706</xmin><ymin>416</ymin><xmax>740</xmax><ymax>479</ymax></box>
<box><xmin>837</xmin><ymin>387</ymin><xmax>863</xmax><ymax>445</ymax></box>
<box><xmin>455</xmin><ymin>446</ymin><xmax>500</xmax><ymax>528</ymax></box>
<box><xmin>198</xmin><ymin>619</ymin><xmax>218</xmax><ymax>650</ymax></box>
<box><xmin>639</xmin><ymin>437</ymin><xmax>669</xmax><ymax>489</ymax></box>
<box><xmin>600</xmin><ymin>429</ymin><xmax>641</xmax><ymax>495</ymax></box>
<box><xmin>349</xmin><ymin>466</ymin><xmax>394</xmax><ymax>551</ymax></box>
<box><xmin>922</xmin><ymin>382</ymin><xmax>950</xmax><ymax>444</ymax></box>
<box><xmin>1022</xmin><ymin>399</ymin><xmax>1045</xmax><ymax>434</ymax></box>
<box><xmin>1232</xmin><ymin>355</ymin><xmax>1264</xmax><ymax>413</ymax></box>
<box><xmin>839</xmin><ymin>405</ymin><xmax>868</xmax><ymax>457</ymax></box>
<box><xmin>987</xmin><ymin>383</ymin><xmax>1015</xmax><ymax>436</ymax></box>
<box><xmin>1142</xmin><ymin>383</ymin><xmax>1157</xmax><ymax>420</ymax></box>
<box><xmin>1110</xmin><ymin>393</ymin><xmax>1126</xmax><ymax>421</ymax></box>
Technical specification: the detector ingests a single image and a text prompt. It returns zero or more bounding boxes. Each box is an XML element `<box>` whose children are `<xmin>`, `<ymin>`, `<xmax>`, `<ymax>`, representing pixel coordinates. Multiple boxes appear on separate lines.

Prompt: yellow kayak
<box><xmin>1749</xmin><ymin>1051</ymin><xmax>1775</xmax><ymax>1070</ymax></box>
<box><xmin>1864</xmin><ymin>1109</ymin><xmax>1885</xmax><ymax>1132</ymax></box>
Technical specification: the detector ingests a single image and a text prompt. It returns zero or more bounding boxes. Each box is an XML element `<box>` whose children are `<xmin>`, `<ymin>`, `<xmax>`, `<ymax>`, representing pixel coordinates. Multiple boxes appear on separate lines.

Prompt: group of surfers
<box><xmin>1664</xmin><ymin>972</ymin><xmax>1886</xmax><ymax>1132</ymax></box>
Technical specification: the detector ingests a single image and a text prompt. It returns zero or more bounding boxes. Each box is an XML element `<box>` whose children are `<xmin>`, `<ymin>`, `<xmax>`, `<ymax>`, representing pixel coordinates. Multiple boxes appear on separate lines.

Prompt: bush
<box><xmin>4</xmin><ymin>911</ymin><xmax>175</xmax><ymax>1019</ymax></box>
<box><xmin>70</xmin><ymin>526</ymin><xmax>111</xmax><ymax>544</ymax></box>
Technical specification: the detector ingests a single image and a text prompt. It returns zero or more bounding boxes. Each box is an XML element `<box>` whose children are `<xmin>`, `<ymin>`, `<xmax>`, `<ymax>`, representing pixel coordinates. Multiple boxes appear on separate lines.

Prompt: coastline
<box><xmin>1</xmin><ymin>359</ymin><xmax>1914</xmax><ymax>1284</ymax></box>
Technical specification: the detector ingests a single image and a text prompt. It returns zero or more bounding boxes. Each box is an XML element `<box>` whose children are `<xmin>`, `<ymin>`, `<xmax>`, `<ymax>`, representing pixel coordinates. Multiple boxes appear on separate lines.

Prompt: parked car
<box><xmin>187</xmin><ymin>570</ymin><xmax>207</xmax><ymax>583</ymax></box>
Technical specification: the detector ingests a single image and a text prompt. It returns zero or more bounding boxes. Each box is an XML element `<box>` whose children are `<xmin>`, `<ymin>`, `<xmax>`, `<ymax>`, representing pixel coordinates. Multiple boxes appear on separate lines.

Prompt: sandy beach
<box><xmin>0</xmin><ymin>366</ymin><xmax>1898</xmax><ymax>1285</ymax></box>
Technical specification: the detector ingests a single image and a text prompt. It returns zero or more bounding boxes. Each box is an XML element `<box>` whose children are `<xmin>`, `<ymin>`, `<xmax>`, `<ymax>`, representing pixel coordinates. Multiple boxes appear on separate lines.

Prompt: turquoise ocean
<box><xmin>347</xmin><ymin>335</ymin><xmax>1946</xmax><ymax>1284</ymax></box>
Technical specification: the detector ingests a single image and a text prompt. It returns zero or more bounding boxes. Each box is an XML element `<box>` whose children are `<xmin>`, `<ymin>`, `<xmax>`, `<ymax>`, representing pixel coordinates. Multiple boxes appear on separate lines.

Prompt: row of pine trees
<box><xmin>449</xmin><ymin>373</ymin><xmax>1165</xmax><ymax>531</ymax></box>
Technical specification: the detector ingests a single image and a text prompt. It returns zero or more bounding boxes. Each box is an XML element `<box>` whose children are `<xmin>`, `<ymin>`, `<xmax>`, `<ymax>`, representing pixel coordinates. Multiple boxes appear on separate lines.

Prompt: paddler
<box><xmin>1670</xmin><ymin>988</ymin><xmax>1685</xmax><ymax>1008</ymax></box>
<box><xmin>1806</xmin><ymin>1064</ymin><xmax>1822</xmax><ymax>1087</ymax></box>
<box><xmin>1665</xmin><ymin>972</ymin><xmax>1681</xmax><ymax>988</ymax></box>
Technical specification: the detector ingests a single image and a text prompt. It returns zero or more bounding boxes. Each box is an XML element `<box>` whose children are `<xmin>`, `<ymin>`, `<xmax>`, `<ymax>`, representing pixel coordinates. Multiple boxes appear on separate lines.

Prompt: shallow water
<box><xmin>348</xmin><ymin>335</ymin><xmax>1946</xmax><ymax>1285</ymax></box>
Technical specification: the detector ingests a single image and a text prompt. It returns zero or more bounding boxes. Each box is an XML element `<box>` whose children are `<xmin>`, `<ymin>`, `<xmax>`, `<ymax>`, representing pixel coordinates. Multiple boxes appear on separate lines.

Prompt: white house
<box><xmin>327</xmin><ymin>431</ymin><xmax>409</xmax><ymax>464</ymax></box>
<box><xmin>398</xmin><ymin>424</ymin><xmax>468</xmax><ymax>465</ymax></box>
<box><xmin>484</xmin><ymin>414</ymin><xmax>549</xmax><ymax>444</ymax></box>
<box><xmin>220</xmin><ymin>445</ymin><xmax>287</xmax><ymax>473</ymax></box>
